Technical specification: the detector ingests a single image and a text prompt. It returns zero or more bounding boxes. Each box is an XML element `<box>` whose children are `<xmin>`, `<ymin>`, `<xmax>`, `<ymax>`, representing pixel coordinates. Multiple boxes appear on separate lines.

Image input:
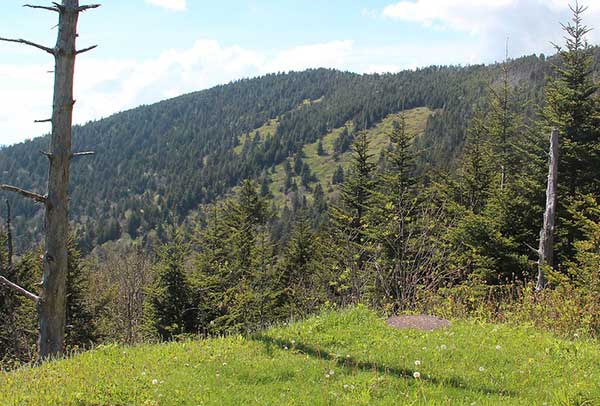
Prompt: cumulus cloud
<box><xmin>0</xmin><ymin>39</ymin><xmax>360</xmax><ymax>145</ymax></box>
<box><xmin>381</xmin><ymin>0</ymin><xmax>600</xmax><ymax>56</ymax></box>
<box><xmin>145</xmin><ymin>0</ymin><xmax>187</xmax><ymax>11</ymax></box>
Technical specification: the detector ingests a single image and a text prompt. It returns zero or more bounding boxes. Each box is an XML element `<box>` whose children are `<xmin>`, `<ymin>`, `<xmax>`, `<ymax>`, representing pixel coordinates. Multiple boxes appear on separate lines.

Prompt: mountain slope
<box><xmin>0</xmin><ymin>54</ymin><xmax>563</xmax><ymax>249</ymax></box>
<box><xmin>1</xmin><ymin>307</ymin><xmax>599</xmax><ymax>405</ymax></box>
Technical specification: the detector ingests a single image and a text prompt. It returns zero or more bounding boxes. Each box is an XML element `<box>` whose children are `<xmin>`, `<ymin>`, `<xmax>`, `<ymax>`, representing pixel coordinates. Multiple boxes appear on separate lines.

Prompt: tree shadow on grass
<box><xmin>252</xmin><ymin>334</ymin><xmax>517</xmax><ymax>398</ymax></box>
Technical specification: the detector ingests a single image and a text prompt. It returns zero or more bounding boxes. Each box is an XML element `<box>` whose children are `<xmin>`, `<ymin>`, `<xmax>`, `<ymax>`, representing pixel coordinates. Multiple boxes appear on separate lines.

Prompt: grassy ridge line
<box><xmin>1</xmin><ymin>307</ymin><xmax>599</xmax><ymax>405</ymax></box>
<box><xmin>269</xmin><ymin>106</ymin><xmax>432</xmax><ymax>207</ymax></box>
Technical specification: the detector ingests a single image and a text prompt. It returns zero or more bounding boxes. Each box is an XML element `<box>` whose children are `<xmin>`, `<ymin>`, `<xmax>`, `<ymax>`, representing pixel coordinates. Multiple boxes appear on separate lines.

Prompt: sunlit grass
<box><xmin>2</xmin><ymin>306</ymin><xmax>598</xmax><ymax>405</ymax></box>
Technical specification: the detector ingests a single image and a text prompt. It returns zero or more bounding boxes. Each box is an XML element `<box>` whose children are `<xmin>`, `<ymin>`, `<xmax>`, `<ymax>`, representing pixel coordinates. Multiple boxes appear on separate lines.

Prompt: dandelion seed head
<box><xmin>479</xmin><ymin>366</ymin><xmax>485</xmax><ymax>372</ymax></box>
<box><xmin>414</xmin><ymin>360</ymin><xmax>421</xmax><ymax>366</ymax></box>
<box><xmin>413</xmin><ymin>371</ymin><xmax>421</xmax><ymax>379</ymax></box>
<box><xmin>496</xmin><ymin>345</ymin><xmax>502</xmax><ymax>350</ymax></box>
<box><xmin>152</xmin><ymin>379</ymin><xmax>158</xmax><ymax>385</ymax></box>
<box><xmin>329</xmin><ymin>370</ymin><xmax>335</xmax><ymax>376</ymax></box>
<box><xmin>440</xmin><ymin>344</ymin><xmax>447</xmax><ymax>350</ymax></box>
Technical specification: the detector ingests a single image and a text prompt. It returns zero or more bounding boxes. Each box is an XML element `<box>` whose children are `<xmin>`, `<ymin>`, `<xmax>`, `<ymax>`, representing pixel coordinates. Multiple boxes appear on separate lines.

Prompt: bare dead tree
<box><xmin>531</xmin><ymin>129</ymin><xmax>558</xmax><ymax>291</ymax></box>
<box><xmin>0</xmin><ymin>0</ymin><xmax>100</xmax><ymax>362</ymax></box>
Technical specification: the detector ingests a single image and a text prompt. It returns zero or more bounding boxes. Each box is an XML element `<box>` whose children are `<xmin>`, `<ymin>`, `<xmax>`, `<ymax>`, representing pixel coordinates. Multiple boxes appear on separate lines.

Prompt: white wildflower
<box><xmin>413</xmin><ymin>371</ymin><xmax>421</xmax><ymax>379</ymax></box>
<box><xmin>414</xmin><ymin>360</ymin><xmax>421</xmax><ymax>366</ymax></box>
<box><xmin>479</xmin><ymin>366</ymin><xmax>485</xmax><ymax>372</ymax></box>
<box><xmin>495</xmin><ymin>345</ymin><xmax>502</xmax><ymax>350</ymax></box>
<box><xmin>329</xmin><ymin>369</ymin><xmax>335</xmax><ymax>376</ymax></box>
<box><xmin>152</xmin><ymin>379</ymin><xmax>158</xmax><ymax>385</ymax></box>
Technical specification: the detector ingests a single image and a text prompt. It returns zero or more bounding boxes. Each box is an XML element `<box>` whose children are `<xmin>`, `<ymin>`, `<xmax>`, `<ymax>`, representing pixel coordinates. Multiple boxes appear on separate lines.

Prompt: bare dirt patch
<box><xmin>386</xmin><ymin>315</ymin><xmax>451</xmax><ymax>331</ymax></box>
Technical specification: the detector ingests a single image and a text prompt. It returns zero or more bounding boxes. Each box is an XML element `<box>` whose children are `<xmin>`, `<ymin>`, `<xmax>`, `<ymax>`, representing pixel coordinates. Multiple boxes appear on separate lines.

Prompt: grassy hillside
<box><xmin>2</xmin><ymin>307</ymin><xmax>598</xmax><ymax>405</ymax></box>
<box><xmin>269</xmin><ymin>106</ymin><xmax>432</xmax><ymax>207</ymax></box>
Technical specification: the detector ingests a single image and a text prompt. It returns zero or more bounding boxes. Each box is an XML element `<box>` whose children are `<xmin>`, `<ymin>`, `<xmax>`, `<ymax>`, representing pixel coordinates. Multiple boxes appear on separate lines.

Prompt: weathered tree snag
<box><xmin>536</xmin><ymin>128</ymin><xmax>558</xmax><ymax>291</ymax></box>
<box><xmin>6</xmin><ymin>200</ymin><xmax>13</xmax><ymax>269</ymax></box>
<box><xmin>0</xmin><ymin>1</ymin><xmax>99</xmax><ymax>362</ymax></box>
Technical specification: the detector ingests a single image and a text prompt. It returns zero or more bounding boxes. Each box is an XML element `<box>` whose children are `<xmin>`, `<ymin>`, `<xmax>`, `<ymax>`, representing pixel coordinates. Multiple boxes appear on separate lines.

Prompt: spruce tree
<box><xmin>146</xmin><ymin>232</ymin><xmax>195</xmax><ymax>340</ymax></box>
<box><xmin>543</xmin><ymin>2</ymin><xmax>600</xmax><ymax>263</ymax></box>
<box><xmin>330</xmin><ymin>131</ymin><xmax>376</xmax><ymax>301</ymax></box>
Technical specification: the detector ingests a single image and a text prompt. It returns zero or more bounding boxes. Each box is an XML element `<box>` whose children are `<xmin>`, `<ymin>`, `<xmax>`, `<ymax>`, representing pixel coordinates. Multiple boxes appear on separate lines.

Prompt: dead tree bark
<box><xmin>0</xmin><ymin>0</ymin><xmax>99</xmax><ymax>362</ymax></box>
<box><xmin>536</xmin><ymin>128</ymin><xmax>558</xmax><ymax>291</ymax></box>
<box><xmin>6</xmin><ymin>200</ymin><xmax>13</xmax><ymax>269</ymax></box>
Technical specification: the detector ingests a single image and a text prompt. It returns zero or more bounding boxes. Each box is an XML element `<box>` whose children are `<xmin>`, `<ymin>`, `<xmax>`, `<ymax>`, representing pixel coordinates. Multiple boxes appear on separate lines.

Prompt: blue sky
<box><xmin>1</xmin><ymin>0</ymin><xmax>599</xmax><ymax>145</ymax></box>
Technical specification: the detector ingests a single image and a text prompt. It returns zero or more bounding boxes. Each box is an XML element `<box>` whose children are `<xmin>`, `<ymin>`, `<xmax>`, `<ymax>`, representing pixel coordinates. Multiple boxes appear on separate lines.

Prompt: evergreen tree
<box><xmin>65</xmin><ymin>237</ymin><xmax>98</xmax><ymax>349</ymax></box>
<box><xmin>317</xmin><ymin>139</ymin><xmax>326</xmax><ymax>156</ymax></box>
<box><xmin>146</xmin><ymin>232</ymin><xmax>196</xmax><ymax>340</ymax></box>
<box><xmin>332</xmin><ymin>165</ymin><xmax>344</xmax><ymax>185</ymax></box>
<box><xmin>279</xmin><ymin>212</ymin><xmax>326</xmax><ymax>316</ymax></box>
<box><xmin>330</xmin><ymin>131</ymin><xmax>377</xmax><ymax>301</ymax></box>
<box><xmin>543</xmin><ymin>3</ymin><xmax>600</xmax><ymax>263</ymax></box>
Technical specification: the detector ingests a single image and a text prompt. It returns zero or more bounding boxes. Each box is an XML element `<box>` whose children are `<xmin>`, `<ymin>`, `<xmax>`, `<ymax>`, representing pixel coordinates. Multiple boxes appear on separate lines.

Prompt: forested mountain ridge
<box><xmin>0</xmin><ymin>51</ymin><xmax>594</xmax><ymax>250</ymax></box>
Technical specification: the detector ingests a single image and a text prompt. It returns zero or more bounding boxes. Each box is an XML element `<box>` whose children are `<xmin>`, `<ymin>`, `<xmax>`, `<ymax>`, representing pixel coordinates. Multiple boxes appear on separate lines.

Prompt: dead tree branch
<box><xmin>0</xmin><ymin>37</ymin><xmax>55</xmax><ymax>55</ymax></box>
<box><xmin>0</xmin><ymin>276</ymin><xmax>40</xmax><ymax>302</ymax></box>
<box><xmin>77</xmin><ymin>3</ymin><xmax>101</xmax><ymax>12</ymax></box>
<box><xmin>76</xmin><ymin>45</ymin><xmax>97</xmax><ymax>54</ymax></box>
<box><xmin>23</xmin><ymin>4</ymin><xmax>60</xmax><ymax>12</ymax></box>
<box><xmin>0</xmin><ymin>184</ymin><xmax>47</xmax><ymax>204</ymax></box>
<box><xmin>71</xmin><ymin>151</ymin><xmax>95</xmax><ymax>158</ymax></box>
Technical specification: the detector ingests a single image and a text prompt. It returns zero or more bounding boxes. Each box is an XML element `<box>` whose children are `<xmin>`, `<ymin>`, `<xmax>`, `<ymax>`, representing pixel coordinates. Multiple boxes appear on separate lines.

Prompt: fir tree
<box><xmin>332</xmin><ymin>165</ymin><xmax>345</xmax><ymax>185</ymax></box>
<box><xmin>330</xmin><ymin>131</ymin><xmax>377</xmax><ymax>301</ymax></box>
<box><xmin>146</xmin><ymin>232</ymin><xmax>196</xmax><ymax>340</ymax></box>
<box><xmin>543</xmin><ymin>2</ymin><xmax>600</xmax><ymax>263</ymax></box>
<box><xmin>317</xmin><ymin>139</ymin><xmax>326</xmax><ymax>156</ymax></box>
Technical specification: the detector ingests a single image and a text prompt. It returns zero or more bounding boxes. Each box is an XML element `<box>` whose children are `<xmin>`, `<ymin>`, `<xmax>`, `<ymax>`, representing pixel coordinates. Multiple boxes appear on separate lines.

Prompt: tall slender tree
<box><xmin>543</xmin><ymin>1</ymin><xmax>600</xmax><ymax>263</ymax></box>
<box><xmin>0</xmin><ymin>1</ymin><xmax>99</xmax><ymax>361</ymax></box>
<box><xmin>330</xmin><ymin>131</ymin><xmax>377</xmax><ymax>300</ymax></box>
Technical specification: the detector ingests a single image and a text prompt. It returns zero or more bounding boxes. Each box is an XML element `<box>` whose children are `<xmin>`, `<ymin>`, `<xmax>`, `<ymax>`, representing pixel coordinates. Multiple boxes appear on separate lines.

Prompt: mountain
<box><xmin>0</xmin><ymin>53</ymin><xmax>565</xmax><ymax>250</ymax></box>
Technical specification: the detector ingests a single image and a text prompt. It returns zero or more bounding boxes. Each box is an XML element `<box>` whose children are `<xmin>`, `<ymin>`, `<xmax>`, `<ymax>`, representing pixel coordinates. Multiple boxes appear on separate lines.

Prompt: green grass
<box><xmin>2</xmin><ymin>306</ymin><xmax>599</xmax><ymax>405</ymax></box>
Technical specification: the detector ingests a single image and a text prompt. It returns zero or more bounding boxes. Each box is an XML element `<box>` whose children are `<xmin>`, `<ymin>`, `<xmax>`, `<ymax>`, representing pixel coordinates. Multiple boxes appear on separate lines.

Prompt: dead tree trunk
<box><xmin>536</xmin><ymin>128</ymin><xmax>558</xmax><ymax>291</ymax></box>
<box><xmin>0</xmin><ymin>1</ymin><xmax>99</xmax><ymax>362</ymax></box>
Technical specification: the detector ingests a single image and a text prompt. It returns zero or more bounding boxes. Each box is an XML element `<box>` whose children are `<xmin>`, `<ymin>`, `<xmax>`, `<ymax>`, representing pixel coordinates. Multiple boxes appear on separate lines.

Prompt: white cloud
<box><xmin>381</xmin><ymin>0</ymin><xmax>600</xmax><ymax>56</ymax></box>
<box><xmin>145</xmin><ymin>0</ymin><xmax>186</xmax><ymax>11</ymax></box>
<box><xmin>262</xmin><ymin>41</ymin><xmax>354</xmax><ymax>73</ymax></box>
<box><xmin>0</xmin><ymin>39</ymin><xmax>361</xmax><ymax>146</ymax></box>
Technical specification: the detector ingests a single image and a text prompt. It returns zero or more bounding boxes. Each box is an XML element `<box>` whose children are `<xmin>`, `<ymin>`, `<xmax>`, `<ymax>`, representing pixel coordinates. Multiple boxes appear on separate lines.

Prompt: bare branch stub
<box><xmin>76</xmin><ymin>44</ymin><xmax>97</xmax><ymax>55</ymax></box>
<box><xmin>0</xmin><ymin>275</ymin><xmax>40</xmax><ymax>302</ymax></box>
<box><xmin>71</xmin><ymin>151</ymin><xmax>95</xmax><ymax>159</ymax></box>
<box><xmin>0</xmin><ymin>184</ymin><xmax>47</xmax><ymax>204</ymax></box>
<box><xmin>23</xmin><ymin>4</ymin><xmax>60</xmax><ymax>12</ymax></box>
<box><xmin>40</xmin><ymin>150</ymin><xmax>54</xmax><ymax>160</ymax></box>
<box><xmin>0</xmin><ymin>37</ymin><xmax>55</xmax><ymax>55</ymax></box>
<box><xmin>77</xmin><ymin>4</ymin><xmax>101</xmax><ymax>12</ymax></box>
<box><xmin>34</xmin><ymin>118</ymin><xmax>52</xmax><ymax>123</ymax></box>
